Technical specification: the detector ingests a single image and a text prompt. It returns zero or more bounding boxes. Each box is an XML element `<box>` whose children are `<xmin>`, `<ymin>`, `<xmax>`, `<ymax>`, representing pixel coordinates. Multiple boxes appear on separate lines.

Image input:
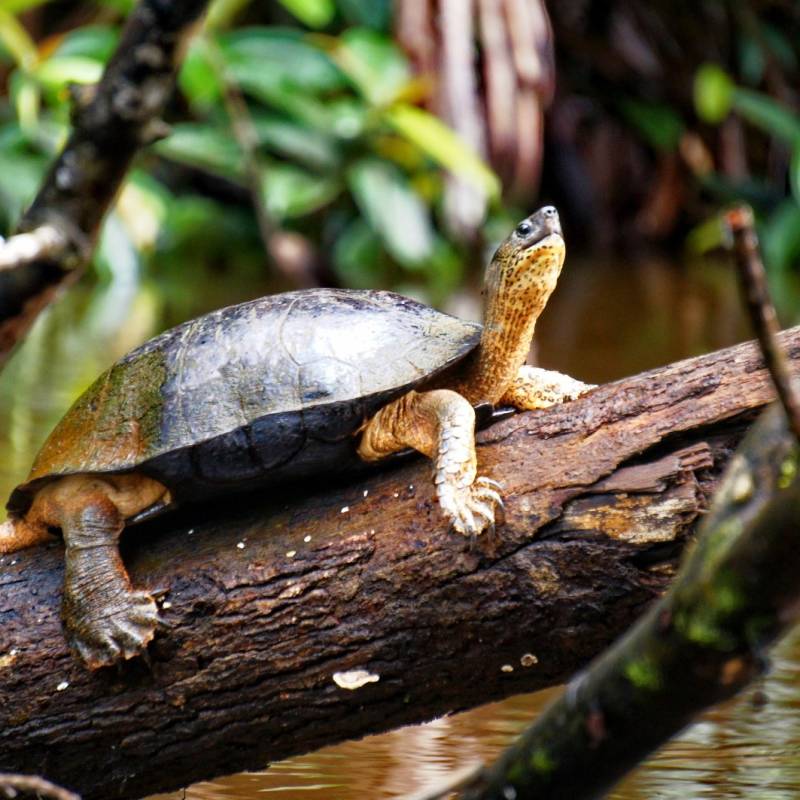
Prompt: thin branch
<box><xmin>0</xmin><ymin>773</ymin><xmax>80</xmax><ymax>800</ymax></box>
<box><xmin>0</xmin><ymin>0</ymin><xmax>211</xmax><ymax>366</ymax></box>
<box><xmin>0</xmin><ymin>226</ymin><xmax>69</xmax><ymax>273</ymax></box>
<box><xmin>724</xmin><ymin>204</ymin><xmax>800</xmax><ymax>440</ymax></box>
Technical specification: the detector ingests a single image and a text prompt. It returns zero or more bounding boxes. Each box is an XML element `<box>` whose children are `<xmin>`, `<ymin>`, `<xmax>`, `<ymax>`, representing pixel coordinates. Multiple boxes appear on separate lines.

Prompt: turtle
<box><xmin>0</xmin><ymin>205</ymin><xmax>592</xmax><ymax>668</ymax></box>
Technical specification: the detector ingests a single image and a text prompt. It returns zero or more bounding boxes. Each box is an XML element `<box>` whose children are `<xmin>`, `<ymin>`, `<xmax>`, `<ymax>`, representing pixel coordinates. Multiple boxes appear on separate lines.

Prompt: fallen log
<box><xmin>1</xmin><ymin>328</ymin><xmax>798</xmax><ymax>799</ymax></box>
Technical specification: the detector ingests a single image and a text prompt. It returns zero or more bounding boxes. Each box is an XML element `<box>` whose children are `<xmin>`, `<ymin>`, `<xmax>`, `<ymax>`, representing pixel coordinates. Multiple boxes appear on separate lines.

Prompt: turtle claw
<box><xmin>440</xmin><ymin>475</ymin><xmax>505</xmax><ymax>538</ymax></box>
<box><xmin>65</xmin><ymin>588</ymin><xmax>159</xmax><ymax>669</ymax></box>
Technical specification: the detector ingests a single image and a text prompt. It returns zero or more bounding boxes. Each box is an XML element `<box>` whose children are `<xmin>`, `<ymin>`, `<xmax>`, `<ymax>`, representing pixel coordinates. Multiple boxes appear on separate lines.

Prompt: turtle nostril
<box><xmin>541</xmin><ymin>206</ymin><xmax>557</xmax><ymax>218</ymax></box>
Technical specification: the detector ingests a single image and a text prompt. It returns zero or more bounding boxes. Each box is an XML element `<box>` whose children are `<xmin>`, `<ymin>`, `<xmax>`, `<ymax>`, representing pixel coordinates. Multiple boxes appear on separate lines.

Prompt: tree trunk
<box><xmin>1</xmin><ymin>329</ymin><xmax>797</xmax><ymax>800</ymax></box>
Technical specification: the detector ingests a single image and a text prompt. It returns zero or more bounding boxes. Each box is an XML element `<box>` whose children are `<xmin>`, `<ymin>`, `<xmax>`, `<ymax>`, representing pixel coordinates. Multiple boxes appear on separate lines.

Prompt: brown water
<box><xmin>2</xmin><ymin>256</ymin><xmax>798</xmax><ymax>799</ymax></box>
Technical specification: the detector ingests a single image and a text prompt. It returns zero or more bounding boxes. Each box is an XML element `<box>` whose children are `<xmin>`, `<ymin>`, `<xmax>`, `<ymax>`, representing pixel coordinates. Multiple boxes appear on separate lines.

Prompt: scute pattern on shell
<box><xmin>8</xmin><ymin>289</ymin><xmax>481</xmax><ymax>513</ymax></box>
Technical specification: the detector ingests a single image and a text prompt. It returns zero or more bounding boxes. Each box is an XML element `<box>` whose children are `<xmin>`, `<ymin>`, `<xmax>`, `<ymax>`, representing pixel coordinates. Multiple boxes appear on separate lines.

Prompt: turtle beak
<box><xmin>527</xmin><ymin>205</ymin><xmax>562</xmax><ymax>245</ymax></box>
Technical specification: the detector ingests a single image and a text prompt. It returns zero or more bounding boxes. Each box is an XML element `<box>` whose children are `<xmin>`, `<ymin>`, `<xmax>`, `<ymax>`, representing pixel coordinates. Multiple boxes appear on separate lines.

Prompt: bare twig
<box><xmin>0</xmin><ymin>773</ymin><xmax>80</xmax><ymax>800</ymax></box>
<box><xmin>724</xmin><ymin>204</ymin><xmax>800</xmax><ymax>441</ymax></box>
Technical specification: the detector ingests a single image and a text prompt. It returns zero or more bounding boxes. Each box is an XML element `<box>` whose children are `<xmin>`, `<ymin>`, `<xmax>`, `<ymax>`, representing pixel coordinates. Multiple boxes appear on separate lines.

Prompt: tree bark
<box><xmin>0</xmin><ymin>0</ymin><xmax>210</xmax><ymax>364</ymax></box>
<box><xmin>1</xmin><ymin>329</ymin><xmax>799</xmax><ymax>799</ymax></box>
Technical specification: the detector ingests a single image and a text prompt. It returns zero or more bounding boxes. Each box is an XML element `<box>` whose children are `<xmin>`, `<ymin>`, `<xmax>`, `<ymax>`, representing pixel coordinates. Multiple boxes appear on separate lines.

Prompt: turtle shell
<box><xmin>8</xmin><ymin>289</ymin><xmax>481</xmax><ymax>516</ymax></box>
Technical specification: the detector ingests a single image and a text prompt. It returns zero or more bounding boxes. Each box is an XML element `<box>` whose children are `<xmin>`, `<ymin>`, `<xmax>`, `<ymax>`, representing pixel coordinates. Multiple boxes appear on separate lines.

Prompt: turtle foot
<box><xmin>439</xmin><ymin>476</ymin><xmax>504</xmax><ymax>537</ymax></box>
<box><xmin>65</xmin><ymin>588</ymin><xmax>159</xmax><ymax>669</ymax></box>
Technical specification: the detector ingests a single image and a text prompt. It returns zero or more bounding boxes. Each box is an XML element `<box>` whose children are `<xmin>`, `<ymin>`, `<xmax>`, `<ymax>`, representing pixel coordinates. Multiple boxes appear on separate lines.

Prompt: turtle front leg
<box><xmin>40</xmin><ymin>479</ymin><xmax>159</xmax><ymax>668</ymax></box>
<box><xmin>358</xmin><ymin>389</ymin><xmax>502</xmax><ymax>537</ymax></box>
<box><xmin>500</xmin><ymin>365</ymin><xmax>594</xmax><ymax>410</ymax></box>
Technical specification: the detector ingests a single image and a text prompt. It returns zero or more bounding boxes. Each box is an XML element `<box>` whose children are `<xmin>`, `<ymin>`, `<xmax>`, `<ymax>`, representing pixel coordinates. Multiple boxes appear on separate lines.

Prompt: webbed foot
<box><xmin>439</xmin><ymin>476</ymin><xmax>504</xmax><ymax>537</ymax></box>
<box><xmin>64</xmin><ymin>587</ymin><xmax>159</xmax><ymax>669</ymax></box>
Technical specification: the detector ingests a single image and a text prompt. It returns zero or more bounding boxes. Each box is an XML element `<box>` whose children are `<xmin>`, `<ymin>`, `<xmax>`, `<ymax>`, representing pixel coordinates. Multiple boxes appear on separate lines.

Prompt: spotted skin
<box><xmin>360</xmin><ymin>207</ymin><xmax>593</xmax><ymax>535</ymax></box>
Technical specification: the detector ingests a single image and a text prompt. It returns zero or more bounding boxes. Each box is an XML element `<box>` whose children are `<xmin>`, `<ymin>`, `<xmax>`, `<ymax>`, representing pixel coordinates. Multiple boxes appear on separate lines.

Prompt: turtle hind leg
<box><xmin>358</xmin><ymin>389</ymin><xmax>503</xmax><ymax>537</ymax></box>
<box><xmin>0</xmin><ymin>517</ymin><xmax>54</xmax><ymax>554</ymax></box>
<box><xmin>43</xmin><ymin>478</ymin><xmax>159</xmax><ymax>669</ymax></box>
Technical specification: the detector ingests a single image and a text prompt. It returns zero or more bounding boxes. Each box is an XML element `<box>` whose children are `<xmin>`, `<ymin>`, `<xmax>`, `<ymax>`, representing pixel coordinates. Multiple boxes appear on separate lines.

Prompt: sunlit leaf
<box><xmin>53</xmin><ymin>25</ymin><xmax>118</xmax><ymax>61</ymax></box>
<box><xmin>2</xmin><ymin>0</ymin><xmax>53</xmax><ymax>13</ymax></box>
<box><xmin>33</xmin><ymin>56</ymin><xmax>104</xmax><ymax>89</ymax></box>
<box><xmin>0</xmin><ymin>8</ymin><xmax>37</xmax><ymax>69</ymax></box>
<box><xmin>731</xmin><ymin>88</ymin><xmax>800</xmax><ymax>146</ymax></box>
<box><xmin>693</xmin><ymin>63</ymin><xmax>734</xmax><ymax>124</ymax></box>
<box><xmin>180</xmin><ymin>41</ymin><xmax>223</xmax><ymax>109</ymax></box>
<box><xmin>348</xmin><ymin>158</ymin><xmax>434</xmax><ymax>267</ymax></box>
<box><xmin>260</xmin><ymin>163</ymin><xmax>341</xmax><ymax>219</ymax></box>
<box><xmin>277</xmin><ymin>0</ymin><xmax>335</xmax><ymax>29</ymax></box>
<box><xmin>156</xmin><ymin>123</ymin><xmax>245</xmax><ymax>179</ymax></box>
<box><xmin>685</xmin><ymin>215</ymin><xmax>725</xmax><ymax>255</ymax></box>
<box><xmin>205</xmin><ymin>0</ymin><xmax>254</xmax><ymax>31</ymax></box>
<box><xmin>95</xmin><ymin>0</ymin><xmax>134</xmax><ymax>12</ymax></box>
<box><xmin>8</xmin><ymin>70</ymin><xmax>40</xmax><ymax>133</ymax></box>
<box><xmin>385</xmin><ymin>104</ymin><xmax>501</xmax><ymax>200</ymax></box>
<box><xmin>330</xmin><ymin>28</ymin><xmax>409</xmax><ymax>105</ymax></box>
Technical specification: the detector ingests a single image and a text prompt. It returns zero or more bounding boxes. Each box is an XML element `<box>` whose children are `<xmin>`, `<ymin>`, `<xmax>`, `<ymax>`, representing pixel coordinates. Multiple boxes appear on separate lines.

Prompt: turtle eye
<box><xmin>516</xmin><ymin>221</ymin><xmax>533</xmax><ymax>237</ymax></box>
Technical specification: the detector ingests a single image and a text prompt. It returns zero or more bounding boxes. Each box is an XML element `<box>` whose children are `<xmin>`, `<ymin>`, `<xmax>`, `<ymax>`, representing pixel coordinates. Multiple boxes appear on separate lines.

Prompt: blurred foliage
<box><xmin>0</xmin><ymin>0</ymin><xmax>511</xmax><ymax>313</ymax></box>
<box><xmin>693</xmin><ymin>62</ymin><xmax>800</xmax><ymax>290</ymax></box>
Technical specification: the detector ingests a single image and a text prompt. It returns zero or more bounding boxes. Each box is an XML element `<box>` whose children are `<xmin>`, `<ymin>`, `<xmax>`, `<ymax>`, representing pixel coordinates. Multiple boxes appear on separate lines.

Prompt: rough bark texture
<box><xmin>1</xmin><ymin>329</ymin><xmax>799</xmax><ymax>799</ymax></box>
<box><xmin>461</xmin><ymin>402</ymin><xmax>800</xmax><ymax>800</ymax></box>
<box><xmin>0</xmin><ymin>0</ymin><xmax>209</xmax><ymax>364</ymax></box>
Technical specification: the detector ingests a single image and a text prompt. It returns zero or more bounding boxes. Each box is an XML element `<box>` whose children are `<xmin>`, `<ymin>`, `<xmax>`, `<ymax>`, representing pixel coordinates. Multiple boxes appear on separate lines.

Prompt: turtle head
<box><xmin>484</xmin><ymin>205</ymin><xmax>565</xmax><ymax>319</ymax></box>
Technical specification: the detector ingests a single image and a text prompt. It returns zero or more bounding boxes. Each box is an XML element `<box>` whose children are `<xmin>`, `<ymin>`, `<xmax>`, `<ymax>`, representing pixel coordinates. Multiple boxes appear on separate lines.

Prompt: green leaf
<box><xmin>792</xmin><ymin>148</ymin><xmax>800</xmax><ymax>207</ymax></box>
<box><xmin>385</xmin><ymin>104</ymin><xmax>501</xmax><ymax>200</ymax></box>
<box><xmin>731</xmin><ymin>89</ymin><xmax>800</xmax><ymax>147</ymax></box>
<box><xmin>277</xmin><ymin>0</ymin><xmax>335</xmax><ymax>29</ymax></box>
<box><xmin>761</xmin><ymin>200</ymin><xmax>800</xmax><ymax>274</ymax></box>
<box><xmin>334</xmin><ymin>28</ymin><xmax>409</xmax><ymax>105</ymax></box>
<box><xmin>693</xmin><ymin>63</ymin><xmax>734</xmax><ymax>124</ymax></box>
<box><xmin>1</xmin><ymin>0</ymin><xmax>52</xmax><ymax>13</ymax></box>
<box><xmin>8</xmin><ymin>70</ymin><xmax>41</xmax><ymax>133</ymax></box>
<box><xmin>220</xmin><ymin>28</ymin><xmax>345</xmax><ymax>94</ymax></box>
<box><xmin>260</xmin><ymin>163</ymin><xmax>341</xmax><ymax>219</ymax></box>
<box><xmin>179</xmin><ymin>41</ymin><xmax>223</xmax><ymax>109</ymax></box>
<box><xmin>155</xmin><ymin>123</ymin><xmax>245</xmax><ymax>179</ymax></box>
<box><xmin>348</xmin><ymin>158</ymin><xmax>435</xmax><ymax>267</ymax></box>
<box><xmin>53</xmin><ymin>25</ymin><xmax>118</xmax><ymax>61</ymax></box>
<box><xmin>251</xmin><ymin>114</ymin><xmax>340</xmax><ymax>169</ymax></box>
<box><xmin>332</xmin><ymin>217</ymin><xmax>382</xmax><ymax>287</ymax></box>
<box><xmin>618</xmin><ymin>99</ymin><xmax>684</xmax><ymax>151</ymax></box>
<box><xmin>0</xmin><ymin>147</ymin><xmax>46</xmax><ymax>227</ymax></box>
<box><xmin>336</xmin><ymin>0</ymin><xmax>391</xmax><ymax>30</ymax></box>
<box><xmin>0</xmin><ymin>8</ymin><xmax>37</xmax><ymax>69</ymax></box>
<box><xmin>33</xmin><ymin>56</ymin><xmax>104</xmax><ymax>89</ymax></box>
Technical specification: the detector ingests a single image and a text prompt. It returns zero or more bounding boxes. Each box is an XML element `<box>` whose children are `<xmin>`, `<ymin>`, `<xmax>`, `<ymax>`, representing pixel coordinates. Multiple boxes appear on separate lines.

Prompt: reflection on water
<box><xmin>2</xmin><ymin>256</ymin><xmax>796</xmax><ymax>799</ymax></box>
